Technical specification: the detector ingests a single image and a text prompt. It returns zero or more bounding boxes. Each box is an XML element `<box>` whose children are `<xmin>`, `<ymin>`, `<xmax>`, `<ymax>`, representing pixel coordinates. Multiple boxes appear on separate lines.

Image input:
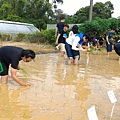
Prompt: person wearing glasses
<box><xmin>0</xmin><ymin>46</ymin><xmax>35</xmax><ymax>86</ymax></box>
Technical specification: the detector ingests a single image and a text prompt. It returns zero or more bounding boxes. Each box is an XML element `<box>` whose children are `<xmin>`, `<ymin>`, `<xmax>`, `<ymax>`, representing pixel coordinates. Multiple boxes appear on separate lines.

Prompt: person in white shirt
<box><xmin>65</xmin><ymin>25</ymin><xmax>79</xmax><ymax>64</ymax></box>
<box><xmin>65</xmin><ymin>25</ymin><xmax>90</xmax><ymax>65</ymax></box>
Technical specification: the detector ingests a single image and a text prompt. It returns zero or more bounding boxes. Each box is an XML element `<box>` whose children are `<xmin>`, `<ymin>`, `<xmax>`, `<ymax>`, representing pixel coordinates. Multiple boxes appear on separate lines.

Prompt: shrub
<box><xmin>25</xmin><ymin>29</ymin><xmax>55</xmax><ymax>45</ymax></box>
<box><xmin>0</xmin><ymin>34</ymin><xmax>10</xmax><ymax>41</ymax></box>
<box><xmin>14</xmin><ymin>33</ymin><xmax>25</xmax><ymax>42</ymax></box>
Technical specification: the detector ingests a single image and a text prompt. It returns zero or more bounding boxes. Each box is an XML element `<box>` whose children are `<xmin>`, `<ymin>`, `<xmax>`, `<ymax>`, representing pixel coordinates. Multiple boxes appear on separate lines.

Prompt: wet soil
<box><xmin>0</xmin><ymin>41</ymin><xmax>120</xmax><ymax>120</ymax></box>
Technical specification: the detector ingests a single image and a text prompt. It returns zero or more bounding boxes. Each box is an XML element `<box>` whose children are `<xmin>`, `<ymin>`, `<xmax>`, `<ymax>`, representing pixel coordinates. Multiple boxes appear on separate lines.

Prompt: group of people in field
<box><xmin>55</xmin><ymin>16</ymin><xmax>120</xmax><ymax>64</ymax></box>
<box><xmin>0</xmin><ymin>16</ymin><xmax>119</xmax><ymax>87</ymax></box>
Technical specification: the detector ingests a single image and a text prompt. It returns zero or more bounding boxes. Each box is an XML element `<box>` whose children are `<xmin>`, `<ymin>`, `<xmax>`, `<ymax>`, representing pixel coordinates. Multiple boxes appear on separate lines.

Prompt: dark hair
<box><xmin>64</xmin><ymin>24</ymin><xmax>69</xmax><ymax>28</ymax></box>
<box><xmin>21</xmin><ymin>49</ymin><xmax>35</xmax><ymax>59</ymax></box>
<box><xmin>111</xmin><ymin>28</ymin><xmax>118</xmax><ymax>33</ymax></box>
<box><xmin>60</xmin><ymin>15</ymin><xmax>65</xmax><ymax>20</ymax></box>
<box><xmin>83</xmin><ymin>34</ymin><xmax>91</xmax><ymax>41</ymax></box>
<box><xmin>72</xmin><ymin>25</ymin><xmax>78</xmax><ymax>34</ymax></box>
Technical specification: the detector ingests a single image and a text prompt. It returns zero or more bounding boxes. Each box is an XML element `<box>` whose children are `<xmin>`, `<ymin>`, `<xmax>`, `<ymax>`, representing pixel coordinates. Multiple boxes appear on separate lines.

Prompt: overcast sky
<box><xmin>55</xmin><ymin>0</ymin><xmax>119</xmax><ymax>18</ymax></box>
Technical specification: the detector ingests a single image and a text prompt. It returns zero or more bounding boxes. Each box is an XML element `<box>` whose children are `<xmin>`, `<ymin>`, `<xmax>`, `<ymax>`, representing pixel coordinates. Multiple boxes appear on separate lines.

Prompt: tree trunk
<box><xmin>89</xmin><ymin>0</ymin><xmax>93</xmax><ymax>21</ymax></box>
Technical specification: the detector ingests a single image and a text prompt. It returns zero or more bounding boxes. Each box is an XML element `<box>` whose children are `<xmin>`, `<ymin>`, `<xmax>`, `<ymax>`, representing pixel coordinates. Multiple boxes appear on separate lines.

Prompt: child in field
<box><xmin>55</xmin><ymin>24</ymin><xmax>69</xmax><ymax>57</ymax></box>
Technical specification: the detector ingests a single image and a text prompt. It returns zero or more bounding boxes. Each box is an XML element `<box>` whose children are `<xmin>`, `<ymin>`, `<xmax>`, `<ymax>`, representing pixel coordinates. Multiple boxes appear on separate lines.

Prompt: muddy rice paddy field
<box><xmin>0</xmin><ymin>41</ymin><xmax>120</xmax><ymax>120</ymax></box>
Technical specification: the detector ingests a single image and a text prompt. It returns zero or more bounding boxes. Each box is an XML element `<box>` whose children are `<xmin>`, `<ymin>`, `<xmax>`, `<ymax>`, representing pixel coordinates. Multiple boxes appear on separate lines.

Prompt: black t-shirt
<box><xmin>82</xmin><ymin>42</ymin><xmax>89</xmax><ymax>46</ymax></box>
<box><xmin>56</xmin><ymin>22</ymin><xmax>64</xmax><ymax>33</ymax></box>
<box><xmin>58</xmin><ymin>30</ymin><xmax>67</xmax><ymax>44</ymax></box>
<box><xmin>0</xmin><ymin>46</ymin><xmax>23</xmax><ymax>69</ymax></box>
<box><xmin>95</xmin><ymin>36</ymin><xmax>103</xmax><ymax>41</ymax></box>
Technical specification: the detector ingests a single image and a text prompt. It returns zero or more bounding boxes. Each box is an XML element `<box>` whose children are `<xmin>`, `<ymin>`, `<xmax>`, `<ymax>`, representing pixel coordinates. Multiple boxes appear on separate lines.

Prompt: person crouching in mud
<box><xmin>114</xmin><ymin>41</ymin><xmax>120</xmax><ymax>64</ymax></box>
<box><xmin>0</xmin><ymin>46</ymin><xmax>35</xmax><ymax>86</ymax></box>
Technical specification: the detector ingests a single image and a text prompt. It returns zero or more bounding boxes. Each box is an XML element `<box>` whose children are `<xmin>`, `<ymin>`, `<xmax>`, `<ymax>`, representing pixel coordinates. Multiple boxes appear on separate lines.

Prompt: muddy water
<box><xmin>0</xmin><ymin>42</ymin><xmax>120</xmax><ymax>120</ymax></box>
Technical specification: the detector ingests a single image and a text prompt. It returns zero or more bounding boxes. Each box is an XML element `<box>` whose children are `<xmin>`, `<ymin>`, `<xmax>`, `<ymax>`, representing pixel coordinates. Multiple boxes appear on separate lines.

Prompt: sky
<box><xmin>54</xmin><ymin>0</ymin><xmax>119</xmax><ymax>18</ymax></box>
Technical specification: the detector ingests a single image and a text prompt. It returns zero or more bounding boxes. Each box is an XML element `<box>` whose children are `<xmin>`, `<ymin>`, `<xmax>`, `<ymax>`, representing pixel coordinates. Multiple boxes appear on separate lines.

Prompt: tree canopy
<box><xmin>67</xmin><ymin>1</ymin><xmax>114</xmax><ymax>24</ymax></box>
<box><xmin>0</xmin><ymin>0</ymin><xmax>118</xmax><ymax>30</ymax></box>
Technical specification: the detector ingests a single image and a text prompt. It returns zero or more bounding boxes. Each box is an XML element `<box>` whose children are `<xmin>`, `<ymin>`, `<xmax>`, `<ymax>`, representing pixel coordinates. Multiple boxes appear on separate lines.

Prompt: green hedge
<box><xmin>24</xmin><ymin>29</ymin><xmax>55</xmax><ymax>45</ymax></box>
<box><xmin>78</xmin><ymin>17</ymin><xmax>119</xmax><ymax>36</ymax></box>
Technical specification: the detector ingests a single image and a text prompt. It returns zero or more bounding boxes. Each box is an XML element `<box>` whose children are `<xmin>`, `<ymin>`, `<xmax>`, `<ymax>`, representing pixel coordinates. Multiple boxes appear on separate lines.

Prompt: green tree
<box><xmin>93</xmin><ymin>1</ymin><xmax>114</xmax><ymax>19</ymax></box>
<box><xmin>74</xmin><ymin>6</ymin><xmax>89</xmax><ymax>23</ymax></box>
<box><xmin>71</xmin><ymin>1</ymin><xmax>114</xmax><ymax>24</ymax></box>
<box><xmin>0</xmin><ymin>3</ymin><xmax>12</xmax><ymax>18</ymax></box>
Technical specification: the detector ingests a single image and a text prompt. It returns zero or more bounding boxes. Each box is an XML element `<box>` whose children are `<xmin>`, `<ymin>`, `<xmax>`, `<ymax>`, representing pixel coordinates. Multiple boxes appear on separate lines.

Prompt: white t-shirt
<box><xmin>72</xmin><ymin>36</ymin><xmax>80</xmax><ymax>50</ymax></box>
<box><xmin>66</xmin><ymin>31</ymin><xmax>83</xmax><ymax>50</ymax></box>
<box><xmin>66</xmin><ymin>31</ymin><xmax>75</xmax><ymax>45</ymax></box>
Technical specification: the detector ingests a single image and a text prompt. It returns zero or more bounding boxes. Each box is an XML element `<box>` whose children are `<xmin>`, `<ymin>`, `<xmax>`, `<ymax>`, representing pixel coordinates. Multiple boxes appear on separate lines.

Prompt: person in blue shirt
<box><xmin>106</xmin><ymin>28</ymin><xmax>116</xmax><ymax>57</ymax></box>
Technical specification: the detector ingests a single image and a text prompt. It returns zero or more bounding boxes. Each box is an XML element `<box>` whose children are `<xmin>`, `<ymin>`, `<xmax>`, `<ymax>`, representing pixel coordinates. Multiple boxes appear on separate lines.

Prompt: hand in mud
<box><xmin>24</xmin><ymin>82</ymin><xmax>31</xmax><ymax>86</ymax></box>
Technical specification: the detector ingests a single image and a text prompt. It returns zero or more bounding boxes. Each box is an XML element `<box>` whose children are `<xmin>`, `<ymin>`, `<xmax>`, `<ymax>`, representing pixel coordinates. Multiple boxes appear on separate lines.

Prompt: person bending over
<box><xmin>0</xmin><ymin>46</ymin><xmax>35</xmax><ymax>86</ymax></box>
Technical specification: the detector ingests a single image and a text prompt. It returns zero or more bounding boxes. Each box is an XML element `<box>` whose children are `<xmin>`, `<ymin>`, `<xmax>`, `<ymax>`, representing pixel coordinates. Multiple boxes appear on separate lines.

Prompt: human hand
<box><xmin>17</xmin><ymin>66</ymin><xmax>20</xmax><ymax>70</ymax></box>
<box><xmin>23</xmin><ymin>82</ymin><xmax>31</xmax><ymax>86</ymax></box>
<box><xmin>55</xmin><ymin>41</ymin><xmax>58</xmax><ymax>45</ymax></box>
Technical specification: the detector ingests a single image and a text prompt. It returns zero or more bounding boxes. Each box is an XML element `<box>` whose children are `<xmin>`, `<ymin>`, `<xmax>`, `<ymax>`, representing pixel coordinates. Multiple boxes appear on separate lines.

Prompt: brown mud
<box><xmin>0</xmin><ymin>41</ymin><xmax>120</xmax><ymax>120</ymax></box>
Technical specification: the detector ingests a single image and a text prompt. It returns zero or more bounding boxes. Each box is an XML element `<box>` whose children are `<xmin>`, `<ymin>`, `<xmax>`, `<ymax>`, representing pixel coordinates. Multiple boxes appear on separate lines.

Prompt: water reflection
<box><xmin>1</xmin><ymin>44</ymin><xmax>120</xmax><ymax>120</ymax></box>
<box><xmin>0</xmin><ymin>84</ymin><xmax>31</xmax><ymax>120</ymax></box>
<box><xmin>18</xmin><ymin>51</ymin><xmax>120</xmax><ymax>120</ymax></box>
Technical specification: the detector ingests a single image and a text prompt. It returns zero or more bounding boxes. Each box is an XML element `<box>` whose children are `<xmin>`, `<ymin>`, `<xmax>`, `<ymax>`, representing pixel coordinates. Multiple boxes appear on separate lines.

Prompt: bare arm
<box><xmin>55</xmin><ymin>33</ymin><xmax>61</xmax><ymax>45</ymax></box>
<box><xmin>106</xmin><ymin>35</ymin><xmax>110</xmax><ymax>44</ymax></box>
<box><xmin>11</xmin><ymin>68</ymin><xmax>30</xmax><ymax>86</ymax></box>
<box><xmin>55</xmin><ymin>27</ymin><xmax>58</xmax><ymax>38</ymax></box>
<box><xmin>82</xmin><ymin>45</ymin><xmax>89</xmax><ymax>49</ymax></box>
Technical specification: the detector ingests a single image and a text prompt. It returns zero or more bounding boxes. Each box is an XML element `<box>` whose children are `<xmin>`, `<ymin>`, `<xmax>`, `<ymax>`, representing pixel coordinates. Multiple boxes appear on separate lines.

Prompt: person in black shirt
<box><xmin>55</xmin><ymin>16</ymin><xmax>65</xmax><ymax>38</ymax></box>
<box><xmin>106</xmin><ymin>28</ymin><xmax>116</xmax><ymax>57</ymax></box>
<box><xmin>55</xmin><ymin>24</ymin><xmax>69</xmax><ymax>57</ymax></box>
<box><xmin>0</xmin><ymin>46</ymin><xmax>35</xmax><ymax>86</ymax></box>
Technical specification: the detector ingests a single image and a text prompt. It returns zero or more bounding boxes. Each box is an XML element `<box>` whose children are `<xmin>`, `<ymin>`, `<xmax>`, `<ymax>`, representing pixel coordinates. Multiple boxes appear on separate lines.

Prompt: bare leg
<box><xmin>1</xmin><ymin>75</ymin><xmax>8</xmax><ymax>84</ymax></box>
<box><xmin>61</xmin><ymin>51</ymin><xmax>65</xmax><ymax>57</ymax></box>
<box><xmin>68</xmin><ymin>58</ymin><xmax>73</xmax><ymax>64</ymax></box>
<box><xmin>74</xmin><ymin>57</ymin><xmax>79</xmax><ymax>65</ymax></box>
<box><xmin>107</xmin><ymin>52</ymin><xmax>110</xmax><ymax>58</ymax></box>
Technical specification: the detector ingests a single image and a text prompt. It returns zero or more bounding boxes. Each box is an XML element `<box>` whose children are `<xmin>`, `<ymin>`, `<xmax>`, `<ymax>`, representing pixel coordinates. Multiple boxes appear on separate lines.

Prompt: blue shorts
<box><xmin>65</xmin><ymin>42</ymin><xmax>80</xmax><ymax>59</ymax></box>
<box><xmin>106</xmin><ymin>41</ymin><xmax>112</xmax><ymax>52</ymax></box>
<box><xmin>65</xmin><ymin>42</ymin><xmax>72</xmax><ymax>58</ymax></box>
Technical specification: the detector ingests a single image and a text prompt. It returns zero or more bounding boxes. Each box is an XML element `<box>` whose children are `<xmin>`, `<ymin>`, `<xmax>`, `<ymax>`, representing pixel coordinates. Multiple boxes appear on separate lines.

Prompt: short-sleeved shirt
<box><xmin>58</xmin><ymin>30</ymin><xmax>67</xmax><ymax>44</ymax></box>
<box><xmin>0</xmin><ymin>46</ymin><xmax>23</xmax><ymax>69</ymax></box>
<box><xmin>56</xmin><ymin>22</ymin><xmax>64</xmax><ymax>34</ymax></box>
<box><xmin>106</xmin><ymin>32</ymin><xmax>114</xmax><ymax>42</ymax></box>
<box><xmin>82</xmin><ymin>42</ymin><xmax>89</xmax><ymax>46</ymax></box>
